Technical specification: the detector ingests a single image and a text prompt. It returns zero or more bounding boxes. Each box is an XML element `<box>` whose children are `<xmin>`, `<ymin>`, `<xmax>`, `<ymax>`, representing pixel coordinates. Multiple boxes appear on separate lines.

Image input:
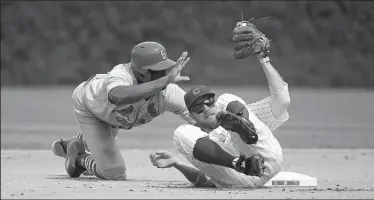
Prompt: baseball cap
<box><xmin>184</xmin><ymin>85</ymin><xmax>215</xmax><ymax>111</ymax></box>
<box><xmin>131</xmin><ymin>41</ymin><xmax>176</xmax><ymax>71</ymax></box>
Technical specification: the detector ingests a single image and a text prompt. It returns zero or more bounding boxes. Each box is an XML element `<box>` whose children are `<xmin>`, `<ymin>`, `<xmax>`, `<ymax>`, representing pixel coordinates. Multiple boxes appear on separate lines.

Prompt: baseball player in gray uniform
<box><xmin>51</xmin><ymin>41</ymin><xmax>196</xmax><ymax>180</ymax></box>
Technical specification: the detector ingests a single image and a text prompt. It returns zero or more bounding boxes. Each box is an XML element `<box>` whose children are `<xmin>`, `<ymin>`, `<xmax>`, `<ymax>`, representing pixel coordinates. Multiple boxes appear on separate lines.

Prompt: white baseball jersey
<box><xmin>173</xmin><ymin>82</ymin><xmax>289</xmax><ymax>188</ymax></box>
<box><xmin>76</xmin><ymin>63</ymin><xmax>195</xmax><ymax>129</ymax></box>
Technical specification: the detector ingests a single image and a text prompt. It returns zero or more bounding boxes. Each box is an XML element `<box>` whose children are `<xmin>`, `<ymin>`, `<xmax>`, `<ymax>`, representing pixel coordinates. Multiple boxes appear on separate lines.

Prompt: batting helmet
<box><xmin>131</xmin><ymin>41</ymin><xmax>176</xmax><ymax>82</ymax></box>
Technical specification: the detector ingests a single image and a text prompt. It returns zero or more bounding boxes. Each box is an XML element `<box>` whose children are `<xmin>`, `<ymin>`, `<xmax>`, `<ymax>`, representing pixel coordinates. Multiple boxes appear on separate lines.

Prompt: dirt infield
<box><xmin>2</xmin><ymin>149</ymin><xmax>374</xmax><ymax>199</ymax></box>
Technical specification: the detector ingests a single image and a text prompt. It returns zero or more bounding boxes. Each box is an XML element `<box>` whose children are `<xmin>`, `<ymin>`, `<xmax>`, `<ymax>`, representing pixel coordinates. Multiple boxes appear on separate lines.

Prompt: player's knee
<box><xmin>173</xmin><ymin>124</ymin><xmax>208</xmax><ymax>156</ymax></box>
<box><xmin>101</xmin><ymin>164</ymin><xmax>127</xmax><ymax>180</ymax></box>
<box><xmin>173</xmin><ymin>124</ymin><xmax>208</xmax><ymax>145</ymax></box>
<box><xmin>98</xmin><ymin>147</ymin><xmax>127</xmax><ymax>180</ymax></box>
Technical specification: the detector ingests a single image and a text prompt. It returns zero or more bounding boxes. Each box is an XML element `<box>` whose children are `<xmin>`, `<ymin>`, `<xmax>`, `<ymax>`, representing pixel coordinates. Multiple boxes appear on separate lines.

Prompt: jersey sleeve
<box><xmin>164</xmin><ymin>84</ymin><xmax>196</xmax><ymax>125</ymax></box>
<box><xmin>246</xmin><ymin>81</ymin><xmax>290</xmax><ymax>131</ymax></box>
<box><xmin>104</xmin><ymin>64</ymin><xmax>135</xmax><ymax>93</ymax></box>
<box><xmin>192</xmin><ymin>174</ymin><xmax>216</xmax><ymax>187</ymax></box>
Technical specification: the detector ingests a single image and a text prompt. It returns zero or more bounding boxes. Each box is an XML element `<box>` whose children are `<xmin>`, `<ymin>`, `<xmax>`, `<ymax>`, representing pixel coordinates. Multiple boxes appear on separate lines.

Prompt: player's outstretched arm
<box><xmin>174</xmin><ymin>162</ymin><xmax>215</xmax><ymax>187</ymax></box>
<box><xmin>232</xmin><ymin>18</ymin><xmax>290</xmax><ymax>126</ymax></box>
<box><xmin>254</xmin><ymin>54</ymin><xmax>290</xmax><ymax>117</ymax></box>
<box><xmin>149</xmin><ymin>150</ymin><xmax>214</xmax><ymax>187</ymax></box>
<box><xmin>243</xmin><ymin>55</ymin><xmax>291</xmax><ymax>131</ymax></box>
<box><xmin>108</xmin><ymin>77</ymin><xmax>170</xmax><ymax>106</ymax></box>
<box><xmin>164</xmin><ymin>84</ymin><xmax>196</xmax><ymax>125</ymax></box>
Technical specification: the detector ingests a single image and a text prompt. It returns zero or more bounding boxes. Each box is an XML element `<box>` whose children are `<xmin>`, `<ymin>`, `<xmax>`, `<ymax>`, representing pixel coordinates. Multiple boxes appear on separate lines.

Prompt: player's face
<box><xmin>149</xmin><ymin>69</ymin><xmax>170</xmax><ymax>81</ymax></box>
<box><xmin>133</xmin><ymin>67</ymin><xmax>171</xmax><ymax>83</ymax></box>
<box><xmin>190</xmin><ymin>97</ymin><xmax>220</xmax><ymax>129</ymax></box>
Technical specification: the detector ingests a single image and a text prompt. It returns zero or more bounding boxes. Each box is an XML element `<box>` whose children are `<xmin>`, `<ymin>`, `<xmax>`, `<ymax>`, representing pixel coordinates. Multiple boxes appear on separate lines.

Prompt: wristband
<box><xmin>232</xmin><ymin>158</ymin><xmax>239</xmax><ymax>168</ymax></box>
<box><xmin>259</xmin><ymin>56</ymin><xmax>270</xmax><ymax>64</ymax></box>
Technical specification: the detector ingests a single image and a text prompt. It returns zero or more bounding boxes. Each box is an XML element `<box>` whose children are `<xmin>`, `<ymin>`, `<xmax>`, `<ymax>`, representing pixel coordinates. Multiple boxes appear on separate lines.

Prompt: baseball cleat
<box><xmin>52</xmin><ymin>133</ymin><xmax>87</xmax><ymax>158</ymax></box>
<box><xmin>52</xmin><ymin>139</ymin><xmax>69</xmax><ymax>158</ymax></box>
<box><xmin>216</xmin><ymin>111</ymin><xmax>259</xmax><ymax>144</ymax></box>
<box><xmin>52</xmin><ymin>133</ymin><xmax>92</xmax><ymax>176</ymax></box>
<box><xmin>65</xmin><ymin>137</ymin><xmax>86</xmax><ymax>178</ymax></box>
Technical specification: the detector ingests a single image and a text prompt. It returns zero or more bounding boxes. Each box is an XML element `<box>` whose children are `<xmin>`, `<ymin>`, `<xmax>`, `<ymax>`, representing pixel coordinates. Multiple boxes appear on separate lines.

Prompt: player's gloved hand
<box><xmin>232</xmin><ymin>17</ymin><xmax>271</xmax><ymax>59</ymax></box>
<box><xmin>234</xmin><ymin>154</ymin><xmax>265</xmax><ymax>177</ymax></box>
<box><xmin>166</xmin><ymin>51</ymin><xmax>190</xmax><ymax>83</ymax></box>
<box><xmin>149</xmin><ymin>150</ymin><xmax>177</xmax><ymax>168</ymax></box>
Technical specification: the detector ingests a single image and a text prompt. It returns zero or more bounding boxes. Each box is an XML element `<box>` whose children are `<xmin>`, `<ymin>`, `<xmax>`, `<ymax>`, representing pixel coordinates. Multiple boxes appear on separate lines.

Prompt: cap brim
<box><xmin>192</xmin><ymin>93</ymin><xmax>215</xmax><ymax>105</ymax></box>
<box><xmin>188</xmin><ymin>93</ymin><xmax>215</xmax><ymax>111</ymax></box>
<box><xmin>142</xmin><ymin>59</ymin><xmax>176</xmax><ymax>71</ymax></box>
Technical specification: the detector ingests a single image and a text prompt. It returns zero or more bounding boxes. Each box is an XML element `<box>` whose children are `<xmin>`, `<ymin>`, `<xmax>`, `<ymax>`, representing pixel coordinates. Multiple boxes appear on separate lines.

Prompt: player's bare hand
<box><xmin>167</xmin><ymin>51</ymin><xmax>190</xmax><ymax>83</ymax></box>
<box><xmin>149</xmin><ymin>150</ymin><xmax>177</xmax><ymax>168</ymax></box>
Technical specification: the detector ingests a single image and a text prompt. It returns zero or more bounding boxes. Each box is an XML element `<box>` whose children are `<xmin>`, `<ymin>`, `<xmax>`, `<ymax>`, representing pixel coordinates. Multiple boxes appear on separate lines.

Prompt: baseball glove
<box><xmin>235</xmin><ymin>154</ymin><xmax>265</xmax><ymax>177</ymax></box>
<box><xmin>216</xmin><ymin>111</ymin><xmax>259</xmax><ymax>145</ymax></box>
<box><xmin>232</xmin><ymin>17</ymin><xmax>271</xmax><ymax>59</ymax></box>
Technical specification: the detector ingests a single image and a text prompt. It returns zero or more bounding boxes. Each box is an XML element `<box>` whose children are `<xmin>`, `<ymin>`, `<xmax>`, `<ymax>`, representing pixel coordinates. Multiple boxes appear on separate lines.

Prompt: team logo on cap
<box><xmin>160</xmin><ymin>50</ymin><xmax>167</xmax><ymax>60</ymax></box>
<box><xmin>192</xmin><ymin>88</ymin><xmax>200</xmax><ymax>96</ymax></box>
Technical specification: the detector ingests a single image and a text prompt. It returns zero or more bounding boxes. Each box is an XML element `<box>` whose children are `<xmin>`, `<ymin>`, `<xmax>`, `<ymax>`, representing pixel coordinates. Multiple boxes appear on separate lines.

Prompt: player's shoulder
<box><xmin>165</xmin><ymin>83</ymin><xmax>181</xmax><ymax>89</ymax></box>
<box><xmin>108</xmin><ymin>63</ymin><xmax>137</xmax><ymax>82</ymax></box>
<box><xmin>215</xmin><ymin>93</ymin><xmax>247</xmax><ymax>110</ymax></box>
<box><xmin>109</xmin><ymin>63</ymin><xmax>133</xmax><ymax>75</ymax></box>
<box><xmin>175</xmin><ymin>124</ymin><xmax>200</xmax><ymax>133</ymax></box>
<box><xmin>110</xmin><ymin>63</ymin><xmax>132</xmax><ymax>71</ymax></box>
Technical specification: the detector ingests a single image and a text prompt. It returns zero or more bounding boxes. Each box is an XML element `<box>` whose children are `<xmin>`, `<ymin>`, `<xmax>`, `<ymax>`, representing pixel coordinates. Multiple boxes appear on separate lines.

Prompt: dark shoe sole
<box><xmin>52</xmin><ymin>139</ymin><xmax>67</xmax><ymax>158</ymax></box>
<box><xmin>65</xmin><ymin>139</ymin><xmax>86</xmax><ymax>178</ymax></box>
<box><xmin>52</xmin><ymin>133</ymin><xmax>90</xmax><ymax>156</ymax></box>
<box><xmin>217</xmin><ymin>111</ymin><xmax>259</xmax><ymax>144</ymax></box>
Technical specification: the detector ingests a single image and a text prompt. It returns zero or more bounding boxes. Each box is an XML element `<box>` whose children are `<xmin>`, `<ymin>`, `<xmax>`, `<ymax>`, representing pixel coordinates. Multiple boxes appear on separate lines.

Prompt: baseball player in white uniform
<box><xmin>51</xmin><ymin>41</ymin><xmax>196</xmax><ymax>180</ymax></box>
<box><xmin>149</xmin><ymin>53</ymin><xmax>290</xmax><ymax>188</ymax></box>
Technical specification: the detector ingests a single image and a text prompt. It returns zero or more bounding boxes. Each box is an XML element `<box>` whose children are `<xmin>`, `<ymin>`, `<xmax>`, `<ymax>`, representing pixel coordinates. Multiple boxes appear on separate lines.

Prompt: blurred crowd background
<box><xmin>1</xmin><ymin>1</ymin><xmax>373</xmax><ymax>87</ymax></box>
